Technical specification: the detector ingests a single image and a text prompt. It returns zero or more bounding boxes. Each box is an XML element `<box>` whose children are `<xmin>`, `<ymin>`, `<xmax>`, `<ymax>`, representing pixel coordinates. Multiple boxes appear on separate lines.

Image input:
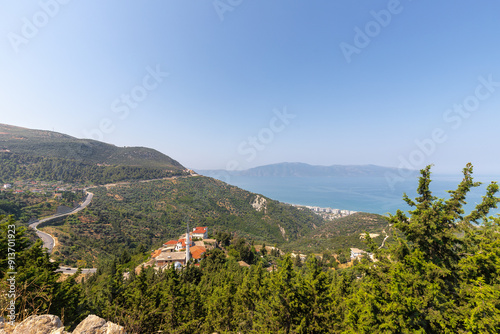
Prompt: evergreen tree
<box><xmin>269</xmin><ymin>254</ymin><xmax>301</xmax><ymax>333</ymax></box>
<box><xmin>0</xmin><ymin>215</ymin><xmax>85</xmax><ymax>327</ymax></box>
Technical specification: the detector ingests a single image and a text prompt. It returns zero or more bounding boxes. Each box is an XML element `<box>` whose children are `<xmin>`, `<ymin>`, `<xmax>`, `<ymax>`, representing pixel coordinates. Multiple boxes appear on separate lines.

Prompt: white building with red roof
<box><xmin>175</xmin><ymin>238</ymin><xmax>195</xmax><ymax>251</ymax></box>
<box><xmin>163</xmin><ymin>240</ymin><xmax>178</xmax><ymax>247</ymax></box>
<box><xmin>192</xmin><ymin>226</ymin><xmax>208</xmax><ymax>239</ymax></box>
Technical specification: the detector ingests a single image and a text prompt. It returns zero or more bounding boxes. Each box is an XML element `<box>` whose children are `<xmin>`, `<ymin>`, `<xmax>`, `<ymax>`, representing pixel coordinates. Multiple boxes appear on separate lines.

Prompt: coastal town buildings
<box><xmin>291</xmin><ymin>204</ymin><xmax>357</xmax><ymax>220</ymax></box>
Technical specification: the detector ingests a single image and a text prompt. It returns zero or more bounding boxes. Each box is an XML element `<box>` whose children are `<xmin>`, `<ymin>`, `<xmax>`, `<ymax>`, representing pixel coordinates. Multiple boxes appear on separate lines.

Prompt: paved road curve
<box><xmin>29</xmin><ymin>192</ymin><xmax>94</xmax><ymax>253</ymax></box>
<box><xmin>28</xmin><ymin>192</ymin><xmax>97</xmax><ymax>274</ymax></box>
<box><xmin>28</xmin><ymin>175</ymin><xmax>193</xmax><ymax>274</ymax></box>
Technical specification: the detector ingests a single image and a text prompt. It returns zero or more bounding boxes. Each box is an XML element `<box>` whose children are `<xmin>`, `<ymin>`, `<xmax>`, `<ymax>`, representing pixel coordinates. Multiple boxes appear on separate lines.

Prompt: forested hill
<box><xmin>283</xmin><ymin>212</ymin><xmax>391</xmax><ymax>253</ymax></box>
<box><xmin>47</xmin><ymin>176</ymin><xmax>327</xmax><ymax>266</ymax></box>
<box><xmin>0</xmin><ymin>123</ymin><xmax>187</xmax><ymax>184</ymax></box>
<box><xmin>0</xmin><ymin>123</ymin><xmax>183</xmax><ymax>169</ymax></box>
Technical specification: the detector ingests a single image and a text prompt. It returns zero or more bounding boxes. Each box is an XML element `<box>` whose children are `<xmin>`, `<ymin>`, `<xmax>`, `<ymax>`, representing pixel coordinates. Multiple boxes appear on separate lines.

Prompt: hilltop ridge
<box><xmin>0</xmin><ymin>123</ymin><xmax>183</xmax><ymax>170</ymax></box>
<box><xmin>0</xmin><ymin>123</ymin><xmax>186</xmax><ymax>184</ymax></box>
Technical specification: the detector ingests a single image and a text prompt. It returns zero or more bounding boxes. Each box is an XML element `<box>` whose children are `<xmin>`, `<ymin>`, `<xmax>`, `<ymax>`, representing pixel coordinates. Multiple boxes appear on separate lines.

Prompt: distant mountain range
<box><xmin>0</xmin><ymin>123</ymin><xmax>183</xmax><ymax>170</ymax></box>
<box><xmin>198</xmin><ymin>162</ymin><xmax>416</xmax><ymax>178</ymax></box>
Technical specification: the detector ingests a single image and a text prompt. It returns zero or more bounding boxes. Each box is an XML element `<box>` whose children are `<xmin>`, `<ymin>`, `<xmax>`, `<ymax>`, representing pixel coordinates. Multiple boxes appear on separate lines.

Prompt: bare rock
<box><xmin>72</xmin><ymin>315</ymin><xmax>126</xmax><ymax>334</ymax></box>
<box><xmin>251</xmin><ymin>195</ymin><xmax>267</xmax><ymax>213</ymax></box>
<box><xmin>12</xmin><ymin>315</ymin><xmax>62</xmax><ymax>334</ymax></box>
<box><xmin>50</xmin><ymin>328</ymin><xmax>70</xmax><ymax>334</ymax></box>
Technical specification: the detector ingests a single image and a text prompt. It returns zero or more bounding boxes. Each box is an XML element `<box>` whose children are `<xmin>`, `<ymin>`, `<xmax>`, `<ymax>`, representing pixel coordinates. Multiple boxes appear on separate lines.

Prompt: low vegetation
<box><xmin>284</xmin><ymin>212</ymin><xmax>391</xmax><ymax>253</ymax></box>
<box><xmin>0</xmin><ymin>190</ymin><xmax>84</xmax><ymax>224</ymax></box>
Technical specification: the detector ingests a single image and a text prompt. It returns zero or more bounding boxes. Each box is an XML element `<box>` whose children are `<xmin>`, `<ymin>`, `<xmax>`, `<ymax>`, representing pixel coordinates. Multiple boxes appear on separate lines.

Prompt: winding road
<box><xmin>29</xmin><ymin>192</ymin><xmax>94</xmax><ymax>253</ymax></box>
<box><xmin>29</xmin><ymin>191</ymin><xmax>97</xmax><ymax>274</ymax></box>
<box><xmin>27</xmin><ymin>174</ymin><xmax>194</xmax><ymax>275</ymax></box>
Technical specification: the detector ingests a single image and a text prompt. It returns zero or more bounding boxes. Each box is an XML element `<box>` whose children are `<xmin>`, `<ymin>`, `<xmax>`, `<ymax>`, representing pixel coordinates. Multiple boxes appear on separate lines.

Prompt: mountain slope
<box><xmin>284</xmin><ymin>212</ymin><xmax>392</xmax><ymax>253</ymax></box>
<box><xmin>0</xmin><ymin>123</ymin><xmax>187</xmax><ymax>184</ymax></box>
<box><xmin>0</xmin><ymin>123</ymin><xmax>183</xmax><ymax>169</ymax></box>
<box><xmin>199</xmin><ymin>162</ymin><xmax>415</xmax><ymax>178</ymax></box>
<box><xmin>45</xmin><ymin>176</ymin><xmax>327</xmax><ymax>266</ymax></box>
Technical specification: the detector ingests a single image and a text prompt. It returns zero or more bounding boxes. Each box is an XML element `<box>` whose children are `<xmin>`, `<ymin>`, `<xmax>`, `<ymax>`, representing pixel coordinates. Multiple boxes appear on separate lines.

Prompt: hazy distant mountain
<box><xmin>0</xmin><ymin>123</ymin><xmax>183</xmax><ymax>169</ymax></box>
<box><xmin>198</xmin><ymin>162</ymin><xmax>414</xmax><ymax>178</ymax></box>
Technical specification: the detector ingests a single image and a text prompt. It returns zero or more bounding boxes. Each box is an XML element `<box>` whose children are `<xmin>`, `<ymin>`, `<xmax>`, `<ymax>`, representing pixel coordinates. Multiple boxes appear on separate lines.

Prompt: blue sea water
<box><xmin>204</xmin><ymin>173</ymin><xmax>500</xmax><ymax>217</ymax></box>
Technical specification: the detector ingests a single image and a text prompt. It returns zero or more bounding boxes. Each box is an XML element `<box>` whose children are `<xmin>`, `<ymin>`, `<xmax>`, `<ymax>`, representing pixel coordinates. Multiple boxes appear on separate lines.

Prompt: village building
<box><xmin>189</xmin><ymin>246</ymin><xmax>206</xmax><ymax>261</ymax></box>
<box><xmin>350</xmin><ymin>247</ymin><xmax>375</xmax><ymax>261</ymax></box>
<box><xmin>155</xmin><ymin>252</ymin><xmax>187</xmax><ymax>267</ymax></box>
<box><xmin>175</xmin><ymin>238</ymin><xmax>195</xmax><ymax>251</ymax></box>
<box><xmin>151</xmin><ymin>249</ymin><xmax>162</xmax><ymax>259</ymax></box>
<box><xmin>350</xmin><ymin>248</ymin><xmax>366</xmax><ymax>260</ymax></box>
<box><xmin>163</xmin><ymin>240</ymin><xmax>178</xmax><ymax>247</ymax></box>
<box><xmin>192</xmin><ymin>226</ymin><xmax>208</xmax><ymax>239</ymax></box>
<box><xmin>162</xmin><ymin>245</ymin><xmax>176</xmax><ymax>253</ymax></box>
<box><xmin>153</xmin><ymin>226</ymin><xmax>208</xmax><ymax>268</ymax></box>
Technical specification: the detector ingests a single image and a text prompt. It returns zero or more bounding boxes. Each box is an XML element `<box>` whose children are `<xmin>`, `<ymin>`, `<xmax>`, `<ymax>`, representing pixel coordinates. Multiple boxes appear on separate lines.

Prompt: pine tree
<box><xmin>269</xmin><ymin>254</ymin><xmax>301</xmax><ymax>333</ymax></box>
<box><xmin>0</xmin><ymin>215</ymin><xmax>84</xmax><ymax>327</ymax></box>
<box><xmin>345</xmin><ymin>164</ymin><xmax>500</xmax><ymax>332</ymax></box>
<box><xmin>296</xmin><ymin>257</ymin><xmax>331</xmax><ymax>333</ymax></box>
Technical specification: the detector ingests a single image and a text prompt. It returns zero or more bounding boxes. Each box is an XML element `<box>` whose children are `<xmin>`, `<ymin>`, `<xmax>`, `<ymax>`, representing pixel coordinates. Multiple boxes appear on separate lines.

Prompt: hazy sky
<box><xmin>1</xmin><ymin>1</ymin><xmax>499</xmax><ymax>174</ymax></box>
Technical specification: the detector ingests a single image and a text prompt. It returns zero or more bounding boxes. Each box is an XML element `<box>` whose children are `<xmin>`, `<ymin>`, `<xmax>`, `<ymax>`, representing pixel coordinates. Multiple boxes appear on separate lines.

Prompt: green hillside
<box><xmin>0</xmin><ymin>123</ymin><xmax>183</xmax><ymax>169</ymax></box>
<box><xmin>0</xmin><ymin>123</ymin><xmax>389</xmax><ymax>265</ymax></box>
<box><xmin>46</xmin><ymin>176</ymin><xmax>327</xmax><ymax>266</ymax></box>
<box><xmin>284</xmin><ymin>212</ymin><xmax>392</xmax><ymax>253</ymax></box>
<box><xmin>0</xmin><ymin>152</ymin><xmax>187</xmax><ymax>185</ymax></box>
<box><xmin>0</xmin><ymin>123</ymin><xmax>187</xmax><ymax>184</ymax></box>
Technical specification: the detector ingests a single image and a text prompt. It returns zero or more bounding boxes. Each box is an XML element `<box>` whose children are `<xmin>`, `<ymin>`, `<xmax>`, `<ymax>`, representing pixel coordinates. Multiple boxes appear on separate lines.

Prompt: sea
<box><xmin>202</xmin><ymin>172</ymin><xmax>500</xmax><ymax>217</ymax></box>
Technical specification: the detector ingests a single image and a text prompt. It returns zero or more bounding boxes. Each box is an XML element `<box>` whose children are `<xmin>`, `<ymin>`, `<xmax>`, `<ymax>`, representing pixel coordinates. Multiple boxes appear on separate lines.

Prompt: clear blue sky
<box><xmin>1</xmin><ymin>1</ymin><xmax>500</xmax><ymax>174</ymax></box>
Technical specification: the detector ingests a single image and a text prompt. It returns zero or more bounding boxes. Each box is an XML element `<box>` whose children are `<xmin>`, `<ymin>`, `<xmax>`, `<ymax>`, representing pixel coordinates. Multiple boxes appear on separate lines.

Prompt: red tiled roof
<box><xmin>190</xmin><ymin>246</ymin><xmax>206</xmax><ymax>260</ymax></box>
<box><xmin>151</xmin><ymin>249</ymin><xmax>162</xmax><ymax>258</ymax></box>
<box><xmin>178</xmin><ymin>238</ymin><xmax>188</xmax><ymax>248</ymax></box>
<box><xmin>164</xmin><ymin>240</ymin><xmax>178</xmax><ymax>246</ymax></box>
<box><xmin>193</xmin><ymin>227</ymin><xmax>207</xmax><ymax>234</ymax></box>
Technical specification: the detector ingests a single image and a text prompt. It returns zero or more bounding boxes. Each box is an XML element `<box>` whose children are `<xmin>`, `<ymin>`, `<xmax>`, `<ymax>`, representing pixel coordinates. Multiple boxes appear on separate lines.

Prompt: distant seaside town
<box><xmin>291</xmin><ymin>204</ymin><xmax>357</xmax><ymax>220</ymax></box>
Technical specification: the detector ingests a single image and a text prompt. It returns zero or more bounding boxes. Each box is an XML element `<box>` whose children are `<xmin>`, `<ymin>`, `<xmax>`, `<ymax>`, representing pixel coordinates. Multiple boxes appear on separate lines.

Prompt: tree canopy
<box><xmin>2</xmin><ymin>164</ymin><xmax>500</xmax><ymax>333</ymax></box>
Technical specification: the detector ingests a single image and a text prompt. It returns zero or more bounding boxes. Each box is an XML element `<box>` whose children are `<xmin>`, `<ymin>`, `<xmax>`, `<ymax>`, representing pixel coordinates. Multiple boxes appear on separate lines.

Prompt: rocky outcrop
<box><xmin>0</xmin><ymin>315</ymin><xmax>125</xmax><ymax>334</ymax></box>
<box><xmin>0</xmin><ymin>315</ymin><xmax>64</xmax><ymax>334</ymax></box>
<box><xmin>251</xmin><ymin>195</ymin><xmax>267</xmax><ymax>213</ymax></box>
<box><xmin>72</xmin><ymin>315</ymin><xmax>125</xmax><ymax>334</ymax></box>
